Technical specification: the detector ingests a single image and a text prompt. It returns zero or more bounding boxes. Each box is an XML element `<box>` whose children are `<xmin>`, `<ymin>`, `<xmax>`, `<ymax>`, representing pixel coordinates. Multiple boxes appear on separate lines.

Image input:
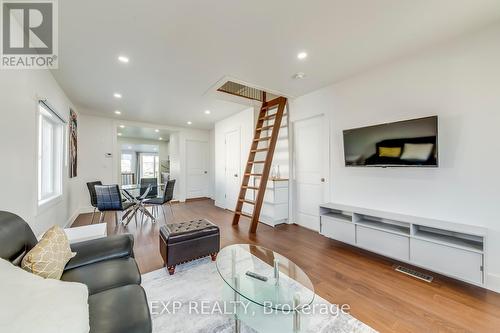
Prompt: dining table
<box><xmin>120</xmin><ymin>183</ymin><xmax>163</xmax><ymax>225</ymax></box>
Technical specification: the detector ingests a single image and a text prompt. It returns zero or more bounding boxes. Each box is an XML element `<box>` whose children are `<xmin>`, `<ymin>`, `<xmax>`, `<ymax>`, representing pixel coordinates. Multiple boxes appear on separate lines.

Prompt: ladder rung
<box><xmin>248</xmin><ymin>160</ymin><xmax>265</xmax><ymax>164</ymax></box>
<box><xmin>251</xmin><ymin>148</ymin><xmax>269</xmax><ymax>153</ymax></box>
<box><xmin>254</xmin><ymin>136</ymin><xmax>271</xmax><ymax>142</ymax></box>
<box><xmin>256</xmin><ymin>125</ymin><xmax>274</xmax><ymax>131</ymax></box>
<box><xmin>259</xmin><ymin>112</ymin><xmax>287</xmax><ymax>121</ymax></box>
<box><xmin>242</xmin><ymin>186</ymin><xmax>259</xmax><ymax>190</ymax></box>
<box><xmin>239</xmin><ymin>199</ymin><xmax>255</xmax><ymax>205</ymax></box>
<box><xmin>260</xmin><ymin>114</ymin><xmax>276</xmax><ymax>120</ymax></box>
<box><xmin>236</xmin><ymin>212</ymin><xmax>252</xmax><ymax>219</ymax></box>
<box><xmin>245</xmin><ymin>173</ymin><xmax>262</xmax><ymax>176</ymax></box>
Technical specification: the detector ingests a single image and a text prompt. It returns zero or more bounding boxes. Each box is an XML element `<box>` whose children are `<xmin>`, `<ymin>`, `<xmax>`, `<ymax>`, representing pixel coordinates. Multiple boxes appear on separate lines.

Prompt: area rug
<box><xmin>142</xmin><ymin>257</ymin><xmax>376</xmax><ymax>333</ymax></box>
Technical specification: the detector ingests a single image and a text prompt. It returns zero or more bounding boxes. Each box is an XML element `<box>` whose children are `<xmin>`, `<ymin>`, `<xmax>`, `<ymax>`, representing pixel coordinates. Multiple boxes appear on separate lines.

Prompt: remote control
<box><xmin>245</xmin><ymin>271</ymin><xmax>268</xmax><ymax>282</ymax></box>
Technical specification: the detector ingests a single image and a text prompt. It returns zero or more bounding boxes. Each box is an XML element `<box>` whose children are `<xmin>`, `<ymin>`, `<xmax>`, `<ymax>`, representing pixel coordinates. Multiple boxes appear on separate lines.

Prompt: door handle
<box><xmin>234</xmin><ymin>174</ymin><xmax>238</xmax><ymax>178</ymax></box>
<box><xmin>204</xmin><ymin>171</ymin><xmax>208</xmax><ymax>174</ymax></box>
<box><xmin>321</xmin><ymin>178</ymin><xmax>325</xmax><ymax>182</ymax></box>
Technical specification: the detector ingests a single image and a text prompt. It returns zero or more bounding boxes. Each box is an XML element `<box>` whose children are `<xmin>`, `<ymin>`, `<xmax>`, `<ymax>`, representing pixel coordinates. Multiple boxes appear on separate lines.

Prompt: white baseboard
<box><xmin>65</xmin><ymin>206</ymin><xmax>97</xmax><ymax>228</ymax></box>
<box><xmin>64</xmin><ymin>209</ymin><xmax>81</xmax><ymax>228</ymax></box>
<box><xmin>487</xmin><ymin>273</ymin><xmax>500</xmax><ymax>293</ymax></box>
<box><xmin>79</xmin><ymin>206</ymin><xmax>95</xmax><ymax>214</ymax></box>
<box><xmin>214</xmin><ymin>200</ymin><xmax>225</xmax><ymax>209</ymax></box>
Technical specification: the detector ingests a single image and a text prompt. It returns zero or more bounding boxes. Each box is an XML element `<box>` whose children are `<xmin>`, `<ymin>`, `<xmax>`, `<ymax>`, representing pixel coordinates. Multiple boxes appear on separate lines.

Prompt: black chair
<box><xmin>95</xmin><ymin>185</ymin><xmax>135</xmax><ymax>225</ymax></box>
<box><xmin>138</xmin><ymin>178</ymin><xmax>158</xmax><ymax>199</ymax></box>
<box><xmin>144</xmin><ymin>179</ymin><xmax>176</xmax><ymax>219</ymax></box>
<box><xmin>86</xmin><ymin>181</ymin><xmax>102</xmax><ymax>224</ymax></box>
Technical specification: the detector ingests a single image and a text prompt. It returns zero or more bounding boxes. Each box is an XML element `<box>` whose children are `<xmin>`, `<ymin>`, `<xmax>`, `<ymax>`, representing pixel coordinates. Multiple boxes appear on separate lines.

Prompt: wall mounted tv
<box><xmin>343</xmin><ymin>116</ymin><xmax>438</xmax><ymax>167</ymax></box>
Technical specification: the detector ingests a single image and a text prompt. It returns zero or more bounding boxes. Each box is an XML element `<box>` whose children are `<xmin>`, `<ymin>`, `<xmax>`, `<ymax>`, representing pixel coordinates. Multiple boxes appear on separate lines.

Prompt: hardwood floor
<box><xmin>72</xmin><ymin>199</ymin><xmax>500</xmax><ymax>333</ymax></box>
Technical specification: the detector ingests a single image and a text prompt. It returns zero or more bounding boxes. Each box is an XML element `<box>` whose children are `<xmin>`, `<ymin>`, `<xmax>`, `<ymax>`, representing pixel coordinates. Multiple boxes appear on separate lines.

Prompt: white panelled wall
<box><xmin>290</xmin><ymin>23</ymin><xmax>500</xmax><ymax>292</ymax></box>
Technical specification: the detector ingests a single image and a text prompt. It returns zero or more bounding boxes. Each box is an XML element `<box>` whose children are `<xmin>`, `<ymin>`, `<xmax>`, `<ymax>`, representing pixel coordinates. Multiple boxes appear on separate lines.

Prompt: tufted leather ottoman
<box><xmin>159</xmin><ymin>219</ymin><xmax>220</xmax><ymax>275</ymax></box>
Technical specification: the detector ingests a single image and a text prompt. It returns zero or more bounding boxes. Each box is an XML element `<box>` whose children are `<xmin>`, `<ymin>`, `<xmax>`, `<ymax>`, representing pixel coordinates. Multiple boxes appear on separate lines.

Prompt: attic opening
<box><xmin>217</xmin><ymin>81</ymin><xmax>267</xmax><ymax>102</ymax></box>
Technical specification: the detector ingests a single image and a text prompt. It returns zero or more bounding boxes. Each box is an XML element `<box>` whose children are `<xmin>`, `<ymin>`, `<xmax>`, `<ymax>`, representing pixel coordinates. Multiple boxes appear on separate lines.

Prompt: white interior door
<box><xmin>186</xmin><ymin>140</ymin><xmax>209</xmax><ymax>198</ymax></box>
<box><xmin>292</xmin><ymin>115</ymin><xmax>328</xmax><ymax>231</ymax></box>
<box><xmin>225</xmin><ymin>129</ymin><xmax>241</xmax><ymax>210</ymax></box>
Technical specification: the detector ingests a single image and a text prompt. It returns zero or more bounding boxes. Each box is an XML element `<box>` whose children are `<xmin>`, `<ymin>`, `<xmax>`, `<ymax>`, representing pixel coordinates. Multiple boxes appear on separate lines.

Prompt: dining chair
<box><xmin>94</xmin><ymin>185</ymin><xmax>136</xmax><ymax>225</ymax></box>
<box><xmin>144</xmin><ymin>179</ymin><xmax>176</xmax><ymax>219</ymax></box>
<box><xmin>138</xmin><ymin>178</ymin><xmax>158</xmax><ymax>199</ymax></box>
<box><xmin>86</xmin><ymin>181</ymin><xmax>102</xmax><ymax>224</ymax></box>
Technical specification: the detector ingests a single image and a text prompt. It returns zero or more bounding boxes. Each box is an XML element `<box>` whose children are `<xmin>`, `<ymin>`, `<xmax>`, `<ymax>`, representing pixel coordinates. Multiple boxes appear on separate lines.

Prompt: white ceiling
<box><xmin>52</xmin><ymin>0</ymin><xmax>500</xmax><ymax>129</ymax></box>
<box><xmin>117</xmin><ymin>125</ymin><xmax>171</xmax><ymax>141</ymax></box>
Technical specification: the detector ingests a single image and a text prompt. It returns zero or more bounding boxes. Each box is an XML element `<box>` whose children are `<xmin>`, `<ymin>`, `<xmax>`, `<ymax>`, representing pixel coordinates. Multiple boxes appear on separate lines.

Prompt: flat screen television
<box><xmin>343</xmin><ymin>116</ymin><xmax>438</xmax><ymax>167</ymax></box>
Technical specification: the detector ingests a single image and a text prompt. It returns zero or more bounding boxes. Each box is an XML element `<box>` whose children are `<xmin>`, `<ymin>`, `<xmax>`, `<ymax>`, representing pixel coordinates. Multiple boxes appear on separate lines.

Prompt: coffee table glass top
<box><xmin>216</xmin><ymin>244</ymin><xmax>315</xmax><ymax>311</ymax></box>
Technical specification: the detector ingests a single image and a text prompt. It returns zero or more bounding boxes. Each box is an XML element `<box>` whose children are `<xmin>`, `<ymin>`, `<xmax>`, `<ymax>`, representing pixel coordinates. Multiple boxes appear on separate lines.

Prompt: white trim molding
<box><xmin>486</xmin><ymin>273</ymin><xmax>500</xmax><ymax>293</ymax></box>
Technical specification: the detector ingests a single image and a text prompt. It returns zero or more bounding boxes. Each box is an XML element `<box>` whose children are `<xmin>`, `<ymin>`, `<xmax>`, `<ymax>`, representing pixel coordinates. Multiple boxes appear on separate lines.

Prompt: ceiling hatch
<box><xmin>217</xmin><ymin>81</ymin><xmax>266</xmax><ymax>102</ymax></box>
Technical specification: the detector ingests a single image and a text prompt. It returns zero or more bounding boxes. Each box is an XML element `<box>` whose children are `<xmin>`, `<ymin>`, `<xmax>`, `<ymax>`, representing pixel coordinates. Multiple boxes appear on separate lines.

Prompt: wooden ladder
<box><xmin>232</xmin><ymin>96</ymin><xmax>287</xmax><ymax>233</ymax></box>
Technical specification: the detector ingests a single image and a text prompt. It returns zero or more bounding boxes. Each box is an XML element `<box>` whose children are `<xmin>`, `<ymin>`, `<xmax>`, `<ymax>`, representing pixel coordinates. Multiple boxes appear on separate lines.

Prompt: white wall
<box><xmin>273</xmin><ymin>118</ymin><xmax>290</xmax><ymax>179</ymax></box>
<box><xmin>77</xmin><ymin>115</ymin><xmax>212</xmax><ymax>209</ymax></box>
<box><xmin>290</xmin><ymin>23</ymin><xmax>500</xmax><ymax>291</ymax></box>
<box><xmin>209</xmin><ymin>129</ymin><xmax>215</xmax><ymax>199</ymax></box>
<box><xmin>0</xmin><ymin>70</ymin><xmax>81</xmax><ymax>235</ymax></box>
<box><xmin>77</xmin><ymin>114</ymin><xmax>116</xmax><ymax>212</ymax></box>
<box><xmin>168</xmin><ymin>132</ymin><xmax>181</xmax><ymax>200</ymax></box>
<box><xmin>214</xmin><ymin>108</ymin><xmax>254</xmax><ymax>209</ymax></box>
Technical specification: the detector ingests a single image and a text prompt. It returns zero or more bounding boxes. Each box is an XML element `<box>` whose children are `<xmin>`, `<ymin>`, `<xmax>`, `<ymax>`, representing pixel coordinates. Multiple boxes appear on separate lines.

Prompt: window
<box><xmin>38</xmin><ymin>102</ymin><xmax>64</xmax><ymax>206</ymax></box>
<box><xmin>140</xmin><ymin>153</ymin><xmax>159</xmax><ymax>179</ymax></box>
<box><xmin>121</xmin><ymin>153</ymin><xmax>133</xmax><ymax>173</ymax></box>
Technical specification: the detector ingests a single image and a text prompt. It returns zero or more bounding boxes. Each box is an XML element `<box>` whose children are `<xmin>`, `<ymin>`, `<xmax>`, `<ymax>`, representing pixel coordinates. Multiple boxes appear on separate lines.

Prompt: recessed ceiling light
<box><xmin>293</xmin><ymin>72</ymin><xmax>306</xmax><ymax>79</ymax></box>
<box><xmin>204</xmin><ymin>110</ymin><xmax>211</xmax><ymax>115</ymax></box>
<box><xmin>297</xmin><ymin>52</ymin><xmax>308</xmax><ymax>60</ymax></box>
<box><xmin>153</xmin><ymin>148</ymin><xmax>157</xmax><ymax>151</ymax></box>
<box><xmin>118</xmin><ymin>55</ymin><xmax>129</xmax><ymax>63</ymax></box>
<box><xmin>119</xmin><ymin>125</ymin><xmax>125</xmax><ymax>128</ymax></box>
<box><xmin>155</xmin><ymin>129</ymin><xmax>159</xmax><ymax>133</ymax></box>
<box><xmin>159</xmin><ymin>137</ymin><xmax>163</xmax><ymax>140</ymax></box>
<box><xmin>114</xmin><ymin>110</ymin><xmax>121</xmax><ymax>115</ymax></box>
<box><xmin>187</xmin><ymin>121</ymin><xmax>192</xmax><ymax>125</ymax></box>
<box><xmin>117</xmin><ymin>133</ymin><xmax>122</xmax><ymax>136</ymax></box>
<box><xmin>128</xmin><ymin>146</ymin><xmax>132</xmax><ymax>149</ymax></box>
<box><xmin>114</xmin><ymin>93</ymin><xmax>122</xmax><ymax>98</ymax></box>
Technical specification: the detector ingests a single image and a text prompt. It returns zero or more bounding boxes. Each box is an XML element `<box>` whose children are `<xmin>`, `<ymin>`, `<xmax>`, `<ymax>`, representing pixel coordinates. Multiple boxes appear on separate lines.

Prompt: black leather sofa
<box><xmin>0</xmin><ymin>211</ymin><xmax>152</xmax><ymax>333</ymax></box>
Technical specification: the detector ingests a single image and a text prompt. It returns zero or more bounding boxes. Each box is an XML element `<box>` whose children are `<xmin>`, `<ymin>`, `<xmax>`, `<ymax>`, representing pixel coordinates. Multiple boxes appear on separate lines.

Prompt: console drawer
<box><xmin>320</xmin><ymin>216</ymin><xmax>355</xmax><ymax>245</ymax></box>
<box><xmin>357</xmin><ymin>226</ymin><xmax>409</xmax><ymax>261</ymax></box>
<box><xmin>410</xmin><ymin>238</ymin><xmax>483</xmax><ymax>284</ymax></box>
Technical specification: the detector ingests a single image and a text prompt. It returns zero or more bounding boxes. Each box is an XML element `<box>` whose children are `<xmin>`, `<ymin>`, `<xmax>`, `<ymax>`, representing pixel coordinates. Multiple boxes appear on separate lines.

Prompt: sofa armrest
<box><xmin>65</xmin><ymin>234</ymin><xmax>134</xmax><ymax>271</ymax></box>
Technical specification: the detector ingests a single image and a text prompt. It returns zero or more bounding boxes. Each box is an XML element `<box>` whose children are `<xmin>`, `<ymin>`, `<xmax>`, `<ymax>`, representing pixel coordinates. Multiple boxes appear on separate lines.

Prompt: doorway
<box><xmin>186</xmin><ymin>140</ymin><xmax>209</xmax><ymax>198</ymax></box>
<box><xmin>292</xmin><ymin>115</ymin><xmax>328</xmax><ymax>231</ymax></box>
<box><xmin>224</xmin><ymin>129</ymin><xmax>241</xmax><ymax>210</ymax></box>
<box><xmin>116</xmin><ymin>125</ymin><xmax>171</xmax><ymax>187</ymax></box>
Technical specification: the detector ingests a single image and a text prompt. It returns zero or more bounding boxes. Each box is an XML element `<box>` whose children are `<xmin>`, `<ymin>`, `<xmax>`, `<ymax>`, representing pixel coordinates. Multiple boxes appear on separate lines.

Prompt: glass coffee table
<box><xmin>216</xmin><ymin>244</ymin><xmax>315</xmax><ymax>333</ymax></box>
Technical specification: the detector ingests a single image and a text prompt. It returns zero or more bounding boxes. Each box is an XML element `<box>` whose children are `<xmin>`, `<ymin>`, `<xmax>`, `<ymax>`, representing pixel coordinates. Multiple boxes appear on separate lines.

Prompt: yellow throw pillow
<box><xmin>21</xmin><ymin>226</ymin><xmax>76</xmax><ymax>279</ymax></box>
<box><xmin>379</xmin><ymin>147</ymin><xmax>402</xmax><ymax>158</ymax></box>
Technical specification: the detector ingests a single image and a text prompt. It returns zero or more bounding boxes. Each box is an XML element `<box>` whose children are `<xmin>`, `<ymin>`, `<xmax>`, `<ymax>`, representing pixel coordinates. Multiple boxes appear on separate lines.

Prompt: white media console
<box><xmin>319</xmin><ymin>203</ymin><xmax>487</xmax><ymax>286</ymax></box>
